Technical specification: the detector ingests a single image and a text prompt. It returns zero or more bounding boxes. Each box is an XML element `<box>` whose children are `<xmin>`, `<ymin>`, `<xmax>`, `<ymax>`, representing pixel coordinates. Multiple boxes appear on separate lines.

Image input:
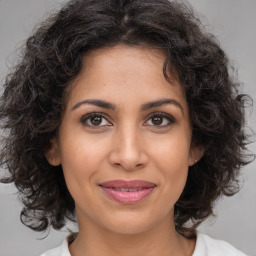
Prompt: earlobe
<box><xmin>45</xmin><ymin>138</ymin><xmax>61</xmax><ymax>166</ymax></box>
<box><xmin>188</xmin><ymin>144</ymin><xmax>204</xmax><ymax>166</ymax></box>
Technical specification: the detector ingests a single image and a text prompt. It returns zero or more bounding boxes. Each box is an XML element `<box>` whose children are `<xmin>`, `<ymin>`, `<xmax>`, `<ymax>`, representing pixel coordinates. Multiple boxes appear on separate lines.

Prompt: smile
<box><xmin>99</xmin><ymin>180</ymin><xmax>156</xmax><ymax>204</ymax></box>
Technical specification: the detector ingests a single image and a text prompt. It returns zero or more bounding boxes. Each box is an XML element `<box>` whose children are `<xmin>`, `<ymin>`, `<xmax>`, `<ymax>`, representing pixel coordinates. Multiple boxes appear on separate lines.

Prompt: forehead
<box><xmin>67</xmin><ymin>45</ymin><xmax>187</xmax><ymax>112</ymax></box>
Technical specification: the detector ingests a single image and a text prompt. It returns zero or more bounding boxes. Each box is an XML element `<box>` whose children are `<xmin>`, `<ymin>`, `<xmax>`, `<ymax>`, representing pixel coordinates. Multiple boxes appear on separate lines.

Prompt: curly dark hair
<box><xmin>0</xmin><ymin>0</ymin><xmax>253</xmax><ymax>238</ymax></box>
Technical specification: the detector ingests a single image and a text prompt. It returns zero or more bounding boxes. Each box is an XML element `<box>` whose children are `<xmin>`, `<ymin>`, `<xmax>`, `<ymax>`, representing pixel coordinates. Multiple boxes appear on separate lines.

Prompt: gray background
<box><xmin>0</xmin><ymin>0</ymin><xmax>255</xmax><ymax>255</ymax></box>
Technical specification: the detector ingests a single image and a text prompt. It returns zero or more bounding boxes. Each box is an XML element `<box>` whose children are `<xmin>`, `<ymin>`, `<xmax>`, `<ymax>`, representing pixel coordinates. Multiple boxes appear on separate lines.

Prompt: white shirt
<box><xmin>40</xmin><ymin>233</ymin><xmax>247</xmax><ymax>256</ymax></box>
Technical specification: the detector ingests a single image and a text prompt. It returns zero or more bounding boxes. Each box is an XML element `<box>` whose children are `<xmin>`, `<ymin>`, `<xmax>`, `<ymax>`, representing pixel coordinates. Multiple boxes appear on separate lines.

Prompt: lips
<box><xmin>99</xmin><ymin>180</ymin><xmax>156</xmax><ymax>204</ymax></box>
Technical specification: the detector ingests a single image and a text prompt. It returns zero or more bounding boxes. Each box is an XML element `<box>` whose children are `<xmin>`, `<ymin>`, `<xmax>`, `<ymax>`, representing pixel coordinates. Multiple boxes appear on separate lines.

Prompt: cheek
<box><xmin>150</xmin><ymin>131</ymin><xmax>191</xmax><ymax>168</ymax></box>
<box><xmin>149</xmin><ymin>130</ymin><xmax>191</xmax><ymax>189</ymax></box>
<box><xmin>58</xmin><ymin>135</ymin><xmax>108</xmax><ymax>194</ymax></box>
<box><xmin>60</xmin><ymin>131</ymin><xmax>109</xmax><ymax>167</ymax></box>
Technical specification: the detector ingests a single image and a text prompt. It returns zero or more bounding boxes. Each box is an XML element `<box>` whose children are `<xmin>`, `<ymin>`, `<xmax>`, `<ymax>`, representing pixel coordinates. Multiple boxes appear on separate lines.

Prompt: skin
<box><xmin>46</xmin><ymin>44</ymin><xmax>203</xmax><ymax>256</ymax></box>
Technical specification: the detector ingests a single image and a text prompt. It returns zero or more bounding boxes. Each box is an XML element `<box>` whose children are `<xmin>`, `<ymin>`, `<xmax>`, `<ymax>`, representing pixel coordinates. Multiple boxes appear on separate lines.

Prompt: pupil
<box><xmin>91</xmin><ymin>116</ymin><xmax>102</xmax><ymax>125</ymax></box>
<box><xmin>152</xmin><ymin>116</ymin><xmax>163</xmax><ymax>125</ymax></box>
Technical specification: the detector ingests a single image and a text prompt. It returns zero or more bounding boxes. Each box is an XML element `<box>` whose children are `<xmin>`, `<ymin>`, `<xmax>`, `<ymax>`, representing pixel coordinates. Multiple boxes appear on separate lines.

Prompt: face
<box><xmin>46</xmin><ymin>45</ymin><xmax>202</xmax><ymax>235</ymax></box>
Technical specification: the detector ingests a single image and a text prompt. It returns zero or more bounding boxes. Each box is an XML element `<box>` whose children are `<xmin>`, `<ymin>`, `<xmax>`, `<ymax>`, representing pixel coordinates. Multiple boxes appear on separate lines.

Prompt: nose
<box><xmin>108</xmin><ymin>124</ymin><xmax>149</xmax><ymax>171</ymax></box>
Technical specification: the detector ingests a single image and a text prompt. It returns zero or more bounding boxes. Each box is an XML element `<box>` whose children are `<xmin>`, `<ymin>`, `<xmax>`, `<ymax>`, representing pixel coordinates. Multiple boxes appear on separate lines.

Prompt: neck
<box><xmin>69</xmin><ymin>212</ymin><xmax>195</xmax><ymax>256</ymax></box>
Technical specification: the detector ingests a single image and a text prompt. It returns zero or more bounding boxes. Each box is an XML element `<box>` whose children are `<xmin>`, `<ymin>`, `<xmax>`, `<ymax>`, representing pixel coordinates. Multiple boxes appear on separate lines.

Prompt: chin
<box><xmin>98</xmin><ymin>210</ymin><xmax>168</xmax><ymax>235</ymax></box>
<box><xmin>105</xmin><ymin>221</ymin><xmax>153</xmax><ymax>235</ymax></box>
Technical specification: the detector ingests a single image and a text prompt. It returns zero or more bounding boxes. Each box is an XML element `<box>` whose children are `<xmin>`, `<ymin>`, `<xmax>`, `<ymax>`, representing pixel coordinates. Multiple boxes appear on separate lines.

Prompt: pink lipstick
<box><xmin>99</xmin><ymin>180</ymin><xmax>156</xmax><ymax>204</ymax></box>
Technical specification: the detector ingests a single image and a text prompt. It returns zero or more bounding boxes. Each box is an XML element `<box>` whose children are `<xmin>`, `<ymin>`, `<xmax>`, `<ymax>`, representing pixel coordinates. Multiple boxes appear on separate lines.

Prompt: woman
<box><xmin>0</xmin><ymin>0</ymin><xmax>253</xmax><ymax>255</ymax></box>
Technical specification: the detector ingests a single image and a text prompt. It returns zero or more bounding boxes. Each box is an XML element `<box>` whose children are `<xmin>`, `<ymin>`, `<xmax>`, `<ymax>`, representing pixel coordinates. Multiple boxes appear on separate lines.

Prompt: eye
<box><xmin>80</xmin><ymin>113</ymin><xmax>112</xmax><ymax>128</ymax></box>
<box><xmin>144</xmin><ymin>113</ymin><xmax>175</xmax><ymax>127</ymax></box>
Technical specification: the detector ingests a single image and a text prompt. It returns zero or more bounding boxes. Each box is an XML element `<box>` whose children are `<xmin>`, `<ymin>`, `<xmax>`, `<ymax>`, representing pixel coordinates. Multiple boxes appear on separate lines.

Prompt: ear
<box><xmin>188</xmin><ymin>143</ymin><xmax>204</xmax><ymax>166</ymax></box>
<box><xmin>45</xmin><ymin>138</ymin><xmax>61</xmax><ymax>166</ymax></box>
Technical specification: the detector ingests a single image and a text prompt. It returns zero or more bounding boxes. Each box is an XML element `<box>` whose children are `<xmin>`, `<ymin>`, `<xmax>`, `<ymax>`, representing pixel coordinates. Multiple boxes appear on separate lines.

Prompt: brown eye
<box><xmin>80</xmin><ymin>113</ymin><xmax>112</xmax><ymax>128</ymax></box>
<box><xmin>151</xmin><ymin>116</ymin><xmax>163</xmax><ymax>125</ymax></box>
<box><xmin>145</xmin><ymin>113</ymin><xmax>175</xmax><ymax>128</ymax></box>
<box><xmin>90</xmin><ymin>116</ymin><xmax>102</xmax><ymax>126</ymax></box>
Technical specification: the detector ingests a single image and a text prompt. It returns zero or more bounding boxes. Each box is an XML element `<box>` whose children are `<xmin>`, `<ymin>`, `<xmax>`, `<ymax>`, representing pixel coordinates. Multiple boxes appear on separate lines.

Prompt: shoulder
<box><xmin>40</xmin><ymin>238</ymin><xmax>71</xmax><ymax>256</ymax></box>
<box><xmin>193</xmin><ymin>233</ymin><xmax>247</xmax><ymax>256</ymax></box>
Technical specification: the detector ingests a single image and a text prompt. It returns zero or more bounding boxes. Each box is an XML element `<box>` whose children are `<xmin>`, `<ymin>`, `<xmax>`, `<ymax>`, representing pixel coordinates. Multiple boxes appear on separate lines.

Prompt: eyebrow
<box><xmin>72</xmin><ymin>99</ymin><xmax>116</xmax><ymax>111</ymax></box>
<box><xmin>141</xmin><ymin>99</ymin><xmax>183</xmax><ymax>113</ymax></box>
<box><xmin>71</xmin><ymin>98</ymin><xmax>183</xmax><ymax>113</ymax></box>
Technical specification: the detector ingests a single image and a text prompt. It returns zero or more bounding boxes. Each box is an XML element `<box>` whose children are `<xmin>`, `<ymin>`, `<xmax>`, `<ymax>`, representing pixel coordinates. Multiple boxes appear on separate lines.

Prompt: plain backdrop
<box><xmin>0</xmin><ymin>0</ymin><xmax>255</xmax><ymax>255</ymax></box>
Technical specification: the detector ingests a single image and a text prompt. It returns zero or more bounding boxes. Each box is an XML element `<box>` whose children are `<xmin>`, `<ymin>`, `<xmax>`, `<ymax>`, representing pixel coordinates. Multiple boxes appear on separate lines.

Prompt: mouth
<box><xmin>99</xmin><ymin>180</ymin><xmax>156</xmax><ymax>204</ymax></box>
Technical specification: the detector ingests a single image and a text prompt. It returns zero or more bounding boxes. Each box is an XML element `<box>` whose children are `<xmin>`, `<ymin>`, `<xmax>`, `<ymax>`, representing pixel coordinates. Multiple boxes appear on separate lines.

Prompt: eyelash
<box><xmin>80</xmin><ymin>112</ymin><xmax>112</xmax><ymax>128</ymax></box>
<box><xmin>145</xmin><ymin>112</ymin><xmax>176</xmax><ymax>128</ymax></box>
<box><xmin>80</xmin><ymin>112</ymin><xmax>176</xmax><ymax>128</ymax></box>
